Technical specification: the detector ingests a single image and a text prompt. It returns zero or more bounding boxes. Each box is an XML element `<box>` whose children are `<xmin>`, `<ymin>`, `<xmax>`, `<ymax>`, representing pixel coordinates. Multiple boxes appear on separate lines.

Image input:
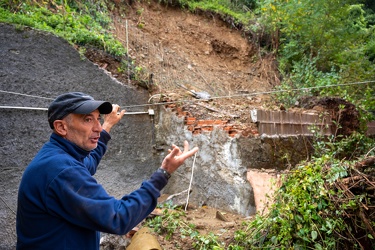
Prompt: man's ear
<box><xmin>53</xmin><ymin>120</ymin><xmax>68</xmax><ymax>136</ymax></box>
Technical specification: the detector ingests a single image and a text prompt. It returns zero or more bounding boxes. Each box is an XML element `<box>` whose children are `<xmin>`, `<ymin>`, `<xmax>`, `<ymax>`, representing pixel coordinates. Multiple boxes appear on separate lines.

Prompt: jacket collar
<box><xmin>50</xmin><ymin>132</ymin><xmax>91</xmax><ymax>162</ymax></box>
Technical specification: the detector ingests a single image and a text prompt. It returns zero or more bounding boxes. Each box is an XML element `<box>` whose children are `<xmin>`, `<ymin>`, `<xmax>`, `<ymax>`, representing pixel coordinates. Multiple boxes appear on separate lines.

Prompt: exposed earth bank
<box><xmin>86</xmin><ymin>0</ymin><xmax>280</xmax><ymax>123</ymax></box>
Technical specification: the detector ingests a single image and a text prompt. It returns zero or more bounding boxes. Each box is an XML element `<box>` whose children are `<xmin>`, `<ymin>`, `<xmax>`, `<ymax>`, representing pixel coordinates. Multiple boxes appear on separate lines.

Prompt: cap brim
<box><xmin>74</xmin><ymin>100</ymin><xmax>113</xmax><ymax>115</ymax></box>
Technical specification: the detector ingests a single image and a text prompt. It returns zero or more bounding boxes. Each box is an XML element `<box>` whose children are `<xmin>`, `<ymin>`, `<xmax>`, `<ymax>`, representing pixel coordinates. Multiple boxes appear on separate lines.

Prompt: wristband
<box><xmin>157</xmin><ymin>168</ymin><xmax>171</xmax><ymax>180</ymax></box>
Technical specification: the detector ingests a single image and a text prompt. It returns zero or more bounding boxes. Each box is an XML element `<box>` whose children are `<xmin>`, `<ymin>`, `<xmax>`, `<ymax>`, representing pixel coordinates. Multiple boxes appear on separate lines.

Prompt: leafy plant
<box><xmin>229</xmin><ymin>157</ymin><xmax>345</xmax><ymax>249</ymax></box>
<box><xmin>259</xmin><ymin>0</ymin><xmax>375</xmax><ymax>113</ymax></box>
<box><xmin>226</xmin><ymin>130</ymin><xmax>375</xmax><ymax>249</ymax></box>
<box><xmin>0</xmin><ymin>0</ymin><xmax>126</xmax><ymax>56</ymax></box>
<box><xmin>275</xmin><ymin>55</ymin><xmax>341</xmax><ymax>107</ymax></box>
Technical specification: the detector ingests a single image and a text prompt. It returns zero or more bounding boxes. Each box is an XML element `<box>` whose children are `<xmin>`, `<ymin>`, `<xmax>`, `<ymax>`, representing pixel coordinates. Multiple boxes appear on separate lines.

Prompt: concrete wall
<box><xmin>0</xmin><ymin>23</ymin><xmax>161</xmax><ymax>249</ymax></box>
<box><xmin>156</xmin><ymin>108</ymin><xmax>313</xmax><ymax>216</ymax></box>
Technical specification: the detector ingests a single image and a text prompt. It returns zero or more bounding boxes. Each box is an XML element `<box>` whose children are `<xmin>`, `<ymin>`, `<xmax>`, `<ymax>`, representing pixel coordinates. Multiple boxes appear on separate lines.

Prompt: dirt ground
<box><xmin>85</xmin><ymin>0</ymin><xmax>280</xmax><ymax>122</ymax></box>
<box><xmin>150</xmin><ymin>195</ymin><xmax>252</xmax><ymax>249</ymax></box>
<box><xmin>100</xmin><ymin>200</ymin><xmax>252</xmax><ymax>249</ymax></box>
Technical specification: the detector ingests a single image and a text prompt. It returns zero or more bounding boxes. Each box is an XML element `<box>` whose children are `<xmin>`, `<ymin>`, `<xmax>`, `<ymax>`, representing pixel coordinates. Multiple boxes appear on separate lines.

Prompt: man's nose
<box><xmin>93</xmin><ymin>119</ymin><xmax>102</xmax><ymax>132</ymax></box>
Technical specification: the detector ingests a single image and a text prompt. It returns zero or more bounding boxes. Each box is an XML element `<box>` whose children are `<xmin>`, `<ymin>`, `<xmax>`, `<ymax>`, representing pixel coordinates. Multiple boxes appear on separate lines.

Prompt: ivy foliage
<box><xmin>227</xmin><ymin>130</ymin><xmax>375</xmax><ymax>249</ymax></box>
<box><xmin>231</xmin><ymin>157</ymin><xmax>348</xmax><ymax>249</ymax></box>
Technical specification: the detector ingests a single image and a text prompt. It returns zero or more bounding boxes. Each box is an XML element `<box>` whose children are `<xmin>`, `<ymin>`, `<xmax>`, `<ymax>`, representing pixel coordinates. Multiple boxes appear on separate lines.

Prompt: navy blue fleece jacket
<box><xmin>16</xmin><ymin>130</ymin><xmax>167</xmax><ymax>250</ymax></box>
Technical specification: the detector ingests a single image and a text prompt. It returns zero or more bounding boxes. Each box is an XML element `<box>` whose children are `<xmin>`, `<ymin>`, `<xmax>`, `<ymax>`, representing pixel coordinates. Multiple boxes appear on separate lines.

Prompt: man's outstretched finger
<box><xmin>183</xmin><ymin>140</ymin><xmax>189</xmax><ymax>153</ymax></box>
<box><xmin>168</xmin><ymin>145</ymin><xmax>181</xmax><ymax>158</ymax></box>
<box><xmin>181</xmin><ymin>146</ymin><xmax>199</xmax><ymax>160</ymax></box>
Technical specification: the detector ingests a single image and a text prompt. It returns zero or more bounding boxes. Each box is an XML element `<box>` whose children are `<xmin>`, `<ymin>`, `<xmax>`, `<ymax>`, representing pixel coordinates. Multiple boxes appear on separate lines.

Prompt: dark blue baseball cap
<box><xmin>48</xmin><ymin>92</ymin><xmax>113</xmax><ymax>129</ymax></box>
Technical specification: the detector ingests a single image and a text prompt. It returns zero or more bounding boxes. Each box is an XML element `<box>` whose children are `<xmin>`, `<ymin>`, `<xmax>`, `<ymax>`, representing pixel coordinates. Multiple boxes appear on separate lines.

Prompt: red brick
<box><xmin>187</xmin><ymin>125</ymin><xmax>194</xmax><ymax>131</ymax></box>
<box><xmin>197</xmin><ymin>120</ymin><xmax>216</xmax><ymax>125</ymax></box>
<box><xmin>224</xmin><ymin>126</ymin><xmax>233</xmax><ymax>131</ymax></box>
<box><xmin>185</xmin><ymin>117</ymin><xmax>196</xmax><ymax>125</ymax></box>
<box><xmin>193</xmin><ymin>129</ymin><xmax>201</xmax><ymax>135</ymax></box>
<box><xmin>229</xmin><ymin>131</ymin><xmax>238</xmax><ymax>137</ymax></box>
<box><xmin>201</xmin><ymin>126</ymin><xmax>214</xmax><ymax>131</ymax></box>
<box><xmin>213</xmin><ymin>120</ymin><xmax>228</xmax><ymax>125</ymax></box>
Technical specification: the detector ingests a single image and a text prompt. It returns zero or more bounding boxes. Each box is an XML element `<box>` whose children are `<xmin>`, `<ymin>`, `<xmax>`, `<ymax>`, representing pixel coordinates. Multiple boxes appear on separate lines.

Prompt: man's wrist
<box><xmin>157</xmin><ymin>168</ymin><xmax>171</xmax><ymax>180</ymax></box>
<box><xmin>101</xmin><ymin>123</ymin><xmax>113</xmax><ymax>133</ymax></box>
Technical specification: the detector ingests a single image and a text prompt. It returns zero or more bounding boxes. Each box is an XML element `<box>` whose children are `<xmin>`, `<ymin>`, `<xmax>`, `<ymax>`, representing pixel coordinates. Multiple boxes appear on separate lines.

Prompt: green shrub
<box><xmin>0</xmin><ymin>1</ymin><xmax>126</xmax><ymax>56</ymax></box>
<box><xmin>228</xmin><ymin>132</ymin><xmax>375</xmax><ymax>249</ymax></box>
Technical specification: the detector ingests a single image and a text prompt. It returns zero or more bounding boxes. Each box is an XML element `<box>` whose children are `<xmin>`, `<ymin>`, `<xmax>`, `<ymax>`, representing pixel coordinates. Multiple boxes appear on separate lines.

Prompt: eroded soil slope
<box><xmin>86</xmin><ymin>0</ymin><xmax>280</xmax><ymax>123</ymax></box>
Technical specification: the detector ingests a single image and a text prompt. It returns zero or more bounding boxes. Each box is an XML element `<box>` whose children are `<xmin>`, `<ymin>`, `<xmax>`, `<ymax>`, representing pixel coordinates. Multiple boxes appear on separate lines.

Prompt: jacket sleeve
<box><xmin>83</xmin><ymin>130</ymin><xmax>111</xmax><ymax>175</ymax></box>
<box><xmin>46</xmin><ymin>165</ymin><xmax>168</xmax><ymax>235</ymax></box>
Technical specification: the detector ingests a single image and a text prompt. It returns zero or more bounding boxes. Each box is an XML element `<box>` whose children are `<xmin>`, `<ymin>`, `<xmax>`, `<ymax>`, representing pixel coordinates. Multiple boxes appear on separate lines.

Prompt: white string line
<box><xmin>0</xmin><ymin>106</ymin><xmax>48</xmax><ymax>111</ymax></box>
<box><xmin>1</xmin><ymin>80</ymin><xmax>374</xmax><ymax>109</ymax></box>
<box><xmin>0</xmin><ymin>106</ymin><xmax>152</xmax><ymax>115</ymax></box>
<box><xmin>208</xmin><ymin>80</ymin><xmax>375</xmax><ymax>101</ymax></box>
<box><xmin>185</xmin><ymin>152</ymin><xmax>197</xmax><ymax>212</ymax></box>
<box><xmin>123</xmin><ymin>80</ymin><xmax>375</xmax><ymax>108</ymax></box>
<box><xmin>0</xmin><ymin>90</ymin><xmax>54</xmax><ymax>100</ymax></box>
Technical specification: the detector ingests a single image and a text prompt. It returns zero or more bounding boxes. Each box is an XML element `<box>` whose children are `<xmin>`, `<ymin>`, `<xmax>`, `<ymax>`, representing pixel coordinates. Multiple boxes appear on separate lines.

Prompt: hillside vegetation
<box><xmin>1</xmin><ymin>0</ymin><xmax>375</xmax><ymax>249</ymax></box>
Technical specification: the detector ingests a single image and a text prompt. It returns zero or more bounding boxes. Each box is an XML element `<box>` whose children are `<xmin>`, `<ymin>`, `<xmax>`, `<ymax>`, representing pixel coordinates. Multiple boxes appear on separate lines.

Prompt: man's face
<box><xmin>64</xmin><ymin>110</ymin><xmax>102</xmax><ymax>151</ymax></box>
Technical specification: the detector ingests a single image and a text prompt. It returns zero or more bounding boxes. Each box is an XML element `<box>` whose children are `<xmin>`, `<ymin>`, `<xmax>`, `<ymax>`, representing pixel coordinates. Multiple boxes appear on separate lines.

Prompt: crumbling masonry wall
<box><xmin>155</xmin><ymin>107</ymin><xmax>313</xmax><ymax>216</ymax></box>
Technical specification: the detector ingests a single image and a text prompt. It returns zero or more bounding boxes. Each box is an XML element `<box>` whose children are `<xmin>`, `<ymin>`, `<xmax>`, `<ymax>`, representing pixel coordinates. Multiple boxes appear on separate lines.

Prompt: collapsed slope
<box><xmin>86</xmin><ymin>0</ymin><xmax>279</xmax><ymax>123</ymax></box>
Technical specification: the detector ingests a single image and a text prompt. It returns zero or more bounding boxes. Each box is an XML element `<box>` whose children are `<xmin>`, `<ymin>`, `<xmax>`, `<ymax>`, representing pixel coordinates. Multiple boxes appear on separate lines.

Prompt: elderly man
<box><xmin>16</xmin><ymin>92</ymin><xmax>198</xmax><ymax>250</ymax></box>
